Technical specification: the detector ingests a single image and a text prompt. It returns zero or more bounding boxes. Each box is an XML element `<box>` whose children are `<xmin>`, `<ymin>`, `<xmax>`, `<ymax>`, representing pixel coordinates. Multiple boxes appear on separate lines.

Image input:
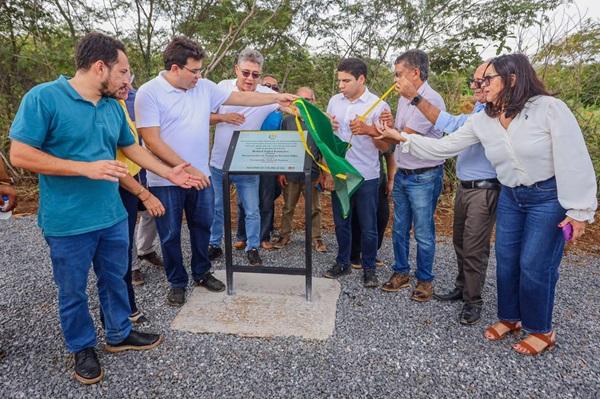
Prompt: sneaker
<box><xmin>434</xmin><ymin>287</ymin><xmax>462</xmax><ymax>302</ymax></box>
<box><xmin>323</xmin><ymin>263</ymin><xmax>351</xmax><ymax>279</ymax></box>
<box><xmin>73</xmin><ymin>347</ymin><xmax>103</xmax><ymax>385</ymax></box>
<box><xmin>313</xmin><ymin>239</ymin><xmax>327</xmax><ymax>253</ymax></box>
<box><xmin>247</xmin><ymin>248</ymin><xmax>263</xmax><ymax>266</ymax></box>
<box><xmin>459</xmin><ymin>303</ymin><xmax>482</xmax><ymax>325</ymax></box>
<box><xmin>273</xmin><ymin>235</ymin><xmax>291</xmax><ymax>249</ymax></box>
<box><xmin>167</xmin><ymin>287</ymin><xmax>186</xmax><ymax>306</ymax></box>
<box><xmin>104</xmin><ymin>330</ymin><xmax>163</xmax><ymax>353</ymax></box>
<box><xmin>233</xmin><ymin>240</ymin><xmax>246</xmax><ymax>250</ymax></box>
<box><xmin>131</xmin><ymin>269</ymin><xmax>144</xmax><ymax>286</ymax></box>
<box><xmin>129</xmin><ymin>311</ymin><xmax>148</xmax><ymax>324</ymax></box>
<box><xmin>137</xmin><ymin>251</ymin><xmax>163</xmax><ymax>267</ymax></box>
<box><xmin>363</xmin><ymin>269</ymin><xmax>379</xmax><ymax>288</ymax></box>
<box><xmin>352</xmin><ymin>258</ymin><xmax>385</xmax><ymax>269</ymax></box>
<box><xmin>195</xmin><ymin>272</ymin><xmax>226</xmax><ymax>292</ymax></box>
<box><xmin>261</xmin><ymin>240</ymin><xmax>274</xmax><ymax>250</ymax></box>
<box><xmin>208</xmin><ymin>245</ymin><xmax>223</xmax><ymax>260</ymax></box>
<box><xmin>350</xmin><ymin>259</ymin><xmax>362</xmax><ymax>270</ymax></box>
<box><xmin>381</xmin><ymin>272</ymin><xmax>410</xmax><ymax>292</ymax></box>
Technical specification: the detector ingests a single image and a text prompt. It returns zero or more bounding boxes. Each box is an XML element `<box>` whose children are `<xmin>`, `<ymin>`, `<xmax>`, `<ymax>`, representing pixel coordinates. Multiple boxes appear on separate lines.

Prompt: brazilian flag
<box><xmin>294</xmin><ymin>98</ymin><xmax>363</xmax><ymax>218</ymax></box>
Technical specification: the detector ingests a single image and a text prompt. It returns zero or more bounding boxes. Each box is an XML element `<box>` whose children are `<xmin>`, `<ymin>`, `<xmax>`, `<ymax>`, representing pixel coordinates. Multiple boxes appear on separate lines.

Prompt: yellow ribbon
<box><xmin>347</xmin><ymin>82</ymin><xmax>397</xmax><ymax>148</ymax></box>
<box><xmin>293</xmin><ymin>99</ymin><xmax>347</xmax><ymax>180</ymax></box>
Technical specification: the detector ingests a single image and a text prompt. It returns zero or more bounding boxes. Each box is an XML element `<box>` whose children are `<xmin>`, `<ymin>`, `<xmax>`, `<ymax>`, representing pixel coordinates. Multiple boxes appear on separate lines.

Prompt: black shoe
<box><xmin>137</xmin><ymin>251</ymin><xmax>163</xmax><ymax>267</ymax></box>
<box><xmin>73</xmin><ymin>347</ymin><xmax>103</xmax><ymax>385</ymax></box>
<box><xmin>208</xmin><ymin>245</ymin><xmax>223</xmax><ymax>261</ymax></box>
<box><xmin>363</xmin><ymin>269</ymin><xmax>379</xmax><ymax>288</ymax></box>
<box><xmin>167</xmin><ymin>287</ymin><xmax>186</xmax><ymax>306</ymax></box>
<box><xmin>195</xmin><ymin>272</ymin><xmax>226</xmax><ymax>292</ymax></box>
<box><xmin>247</xmin><ymin>248</ymin><xmax>262</xmax><ymax>266</ymax></box>
<box><xmin>433</xmin><ymin>287</ymin><xmax>463</xmax><ymax>302</ymax></box>
<box><xmin>323</xmin><ymin>263</ymin><xmax>351</xmax><ymax>279</ymax></box>
<box><xmin>105</xmin><ymin>330</ymin><xmax>163</xmax><ymax>353</ymax></box>
<box><xmin>459</xmin><ymin>303</ymin><xmax>482</xmax><ymax>325</ymax></box>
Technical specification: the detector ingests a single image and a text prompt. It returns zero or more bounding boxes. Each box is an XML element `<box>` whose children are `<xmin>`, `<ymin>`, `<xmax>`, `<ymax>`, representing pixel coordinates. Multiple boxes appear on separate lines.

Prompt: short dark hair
<box><xmin>163</xmin><ymin>36</ymin><xmax>206</xmax><ymax>70</ymax></box>
<box><xmin>337</xmin><ymin>58</ymin><xmax>368</xmax><ymax>80</ymax></box>
<box><xmin>485</xmin><ymin>53</ymin><xmax>551</xmax><ymax>119</ymax></box>
<box><xmin>394</xmin><ymin>49</ymin><xmax>429</xmax><ymax>81</ymax></box>
<box><xmin>75</xmin><ymin>32</ymin><xmax>126</xmax><ymax>71</ymax></box>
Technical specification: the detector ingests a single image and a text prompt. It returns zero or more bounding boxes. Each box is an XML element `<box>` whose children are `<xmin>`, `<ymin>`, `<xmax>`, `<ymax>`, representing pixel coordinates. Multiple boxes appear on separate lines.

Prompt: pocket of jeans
<box><xmin>414</xmin><ymin>170</ymin><xmax>438</xmax><ymax>183</ymax></box>
<box><xmin>534</xmin><ymin>178</ymin><xmax>557</xmax><ymax>192</ymax></box>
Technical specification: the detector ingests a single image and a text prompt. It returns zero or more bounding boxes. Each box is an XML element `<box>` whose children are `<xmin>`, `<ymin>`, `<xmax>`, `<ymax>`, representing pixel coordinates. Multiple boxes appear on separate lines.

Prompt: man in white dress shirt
<box><xmin>135</xmin><ymin>38</ymin><xmax>295</xmax><ymax>306</ymax></box>
<box><xmin>322</xmin><ymin>58</ymin><xmax>390</xmax><ymax>288</ymax></box>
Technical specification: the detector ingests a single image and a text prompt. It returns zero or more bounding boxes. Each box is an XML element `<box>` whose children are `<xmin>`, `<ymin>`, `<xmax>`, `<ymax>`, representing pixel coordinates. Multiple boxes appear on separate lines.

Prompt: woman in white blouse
<box><xmin>375</xmin><ymin>53</ymin><xmax>597</xmax><ymax>356</ymax></box>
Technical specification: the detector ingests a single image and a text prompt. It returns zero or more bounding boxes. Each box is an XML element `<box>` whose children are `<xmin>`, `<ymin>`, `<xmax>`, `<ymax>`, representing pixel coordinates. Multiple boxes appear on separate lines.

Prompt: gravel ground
<box><xmin>1</xmin><ymin>216</ymin><xmax>599</xmax><ymax>398</ymax></box>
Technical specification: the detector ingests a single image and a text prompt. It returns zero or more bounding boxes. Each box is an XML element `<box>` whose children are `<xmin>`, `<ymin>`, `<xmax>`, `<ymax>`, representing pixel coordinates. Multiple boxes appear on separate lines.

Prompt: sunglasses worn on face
<box><xmin>480</xmin><ymin>74</ymin><xmax>501</xmax><ymax>87</ymax></box>
<box><xmin>241</xmin><ymin>70</ymin><xmax>261</xmax><ymax>79</ymax></box>
<box><xmin>263</xmin><ymin>82</ymin><xmax>279</xmax><ymax>92</ymax></box>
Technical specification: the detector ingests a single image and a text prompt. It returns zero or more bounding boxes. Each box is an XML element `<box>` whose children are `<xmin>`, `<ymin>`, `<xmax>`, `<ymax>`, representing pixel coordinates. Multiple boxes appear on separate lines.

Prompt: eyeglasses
<box><xmin>480</xmin><ymin>74</ymin><xmax>501</xmax><ymax>87</ymax></box>
<box><xmin>181</xmin><ymin>65</ymin><xmax>202</xmax><ymax>76</ymax></box>
<box><xmin>263</xmin><ymin>82</ymin><xmax>279</xmax><ymax>92</ymax></box>
<box><xmin>467</xmin><ymin>77</ymin><xmax>484</xmax><ymax>89</ymax></box>
<box><xmin>240</xmin><ymin>69</ymin><xmax>261</xmax><ymax>79</ymax></box>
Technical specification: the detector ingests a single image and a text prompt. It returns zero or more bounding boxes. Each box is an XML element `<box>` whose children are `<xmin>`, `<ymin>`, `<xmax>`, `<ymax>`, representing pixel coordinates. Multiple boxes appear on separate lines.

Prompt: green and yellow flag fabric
<box><xmin>293</xmin><ymin>98</ymin><xmax>363</xmax><ymax>218</ymax></box>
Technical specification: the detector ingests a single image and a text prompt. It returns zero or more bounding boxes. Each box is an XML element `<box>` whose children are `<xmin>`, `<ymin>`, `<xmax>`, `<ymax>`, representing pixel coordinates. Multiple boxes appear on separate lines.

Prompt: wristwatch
<box><xmin>0</xmin><ymin>177</ymin><xmax>15</xmax><ymax>186</ymax></box>
<box><xmin>410</xmin><ymin>94</ymin><xmax>422</xmax><ymax>106</ymax></box>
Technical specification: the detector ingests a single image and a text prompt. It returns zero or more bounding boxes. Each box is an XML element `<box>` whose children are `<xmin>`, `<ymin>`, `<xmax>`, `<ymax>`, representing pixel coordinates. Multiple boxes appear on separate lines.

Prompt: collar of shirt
<box><xmin>340</xmin><ymin>87</ymin><xmax>372</xmax><ymax>104</ymax></box>
<box><xmin>57</xmin><ymin>75</ymin><xmax>111</xmax><ymax>107</ymax></box>
<box><xmin>157</xmin><ymin>71</ymin><xmax>186</xmax><ymax>93</ymax></box>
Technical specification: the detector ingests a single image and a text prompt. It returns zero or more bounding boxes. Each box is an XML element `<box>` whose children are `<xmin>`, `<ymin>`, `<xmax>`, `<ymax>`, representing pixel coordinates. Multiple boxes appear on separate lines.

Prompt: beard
<box><xmin>99</xmin><ymin>77</ymin><xmax>125</xmax><ymax>99</ymax></box>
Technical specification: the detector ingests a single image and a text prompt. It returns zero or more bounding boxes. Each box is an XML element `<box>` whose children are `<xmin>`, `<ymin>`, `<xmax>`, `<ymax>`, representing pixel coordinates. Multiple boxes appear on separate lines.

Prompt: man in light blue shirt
<box><xmin>392</xmin><ymin>62</ymin><xmax>499</xmax><ymax>324</ymax></box>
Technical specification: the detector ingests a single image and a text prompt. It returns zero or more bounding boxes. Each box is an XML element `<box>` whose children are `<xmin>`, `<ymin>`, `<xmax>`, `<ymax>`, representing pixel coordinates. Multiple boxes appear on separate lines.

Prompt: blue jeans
<box><xmin>332</xmin><ymin>178</ymin><xmax>379</xmax><ymax>270</ymax></box>
<box><xmin>392</xmin><ymin>166</ymin><xmax>443</xmax><ymax>282</ymax></box>
<box><xmin>237</xmin><ymin>175</ymin><xmax>281</xmax><ymax>242</ymax></box>
<box><xmin>495</xmin><ymin>177</ymin><xmax>566</xmax><ymax>333</ymax></box>
<box><xmin>45</xmin><ymin>219</ymin><xmax>132</xmax><ymax>352</ymax></box>
<box><xmin>150</xmin><ymin>185</ymin><xmax>214</xmax><ymax>288</ymax></box>
<box><xmin>210</xmin><ymin>166</ymin><xmax>260</xmax><ymax>251</ymax></box>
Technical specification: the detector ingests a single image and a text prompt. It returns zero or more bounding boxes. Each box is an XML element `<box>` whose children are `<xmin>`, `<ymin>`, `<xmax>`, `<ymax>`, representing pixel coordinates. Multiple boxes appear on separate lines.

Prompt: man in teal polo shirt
<box><xmin>9</xmin><ymin>32</ymin><xmax>200</xmax><ymax>385</ymax></box>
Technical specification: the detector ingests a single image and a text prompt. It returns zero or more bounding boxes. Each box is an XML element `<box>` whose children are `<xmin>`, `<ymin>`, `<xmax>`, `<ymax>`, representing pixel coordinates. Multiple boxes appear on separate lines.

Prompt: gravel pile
<box><xmin>1</xmin><ymin>216</ymin><xmax>599</xmax><ymax>398</ymax></box>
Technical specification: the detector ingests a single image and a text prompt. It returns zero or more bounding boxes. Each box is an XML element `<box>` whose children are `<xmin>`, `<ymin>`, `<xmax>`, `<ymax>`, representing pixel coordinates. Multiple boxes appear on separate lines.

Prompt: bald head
<box><xmin>296</xmin><ymin>86</ymin><xmax>315</xmax><ymax>102</ymax></box>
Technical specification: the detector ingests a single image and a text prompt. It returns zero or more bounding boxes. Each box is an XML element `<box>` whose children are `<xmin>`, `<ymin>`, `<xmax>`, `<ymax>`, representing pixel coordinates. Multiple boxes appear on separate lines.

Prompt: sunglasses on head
<box><xmin>263</xmin><ymin>82</ymin><xmax>279</xmax><ymax>92</ymax></box>
<box><xmin>240</xmin><ymin>69</ymin><xmax>261</xmax><ymax>79</ymax></box>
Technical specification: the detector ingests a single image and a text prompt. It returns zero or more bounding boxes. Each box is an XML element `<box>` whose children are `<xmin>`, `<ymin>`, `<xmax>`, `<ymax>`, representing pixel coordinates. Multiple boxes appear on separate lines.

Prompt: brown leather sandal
<box><xmin>512</xmin><ymin>332</ymin><xmax>556</xmax><ymax>356</ymax></box>
<box><xmin>410</xmin><ymin>281</ymin><xmax>433</xmax><ymax>302</ymax></box>
<box><xmin>484</xmin><ymin>320</ymin><xmax>522</xmax><ymax>341</ymax></box>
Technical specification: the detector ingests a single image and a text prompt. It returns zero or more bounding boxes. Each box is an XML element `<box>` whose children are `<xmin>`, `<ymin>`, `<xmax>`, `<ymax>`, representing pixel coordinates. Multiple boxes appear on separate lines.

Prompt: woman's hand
<box><xmin>558</xmin><ymin>216</ymin><xmax>586</xmax><ymax>242</ymax></box>
<box><xmin>374</xmin><ymin>121</ymin><xmax>405</xmax><ymax>143</ymax></box>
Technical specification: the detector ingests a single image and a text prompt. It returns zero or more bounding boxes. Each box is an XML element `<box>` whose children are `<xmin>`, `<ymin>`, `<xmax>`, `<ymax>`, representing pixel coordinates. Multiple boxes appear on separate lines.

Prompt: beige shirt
<box><xmin>400</xmin><ymin>95</ymin><xmax>597</xmax><ymax>222</ymax></box>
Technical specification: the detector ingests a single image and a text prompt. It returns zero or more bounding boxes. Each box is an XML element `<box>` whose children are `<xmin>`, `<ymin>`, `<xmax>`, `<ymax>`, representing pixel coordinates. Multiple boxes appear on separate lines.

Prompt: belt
<box><xmin>460</xmin><ymin>178</ymin><xmax>500</xmax><ymax>190</ymax></box>
<box><xmin>397</xmin><ymin>165</ymin><xmax>440</xmax><ymax>175</ymax></box>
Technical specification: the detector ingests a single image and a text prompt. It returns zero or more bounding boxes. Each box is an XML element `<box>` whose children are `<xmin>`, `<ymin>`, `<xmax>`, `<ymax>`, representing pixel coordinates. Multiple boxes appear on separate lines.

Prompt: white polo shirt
<box><xmin>209</xmin><ymin>79</ymin><xmax>278</xmax><ymax>170</ymax></box>
<box><xmin>326</xmin><ymin>88</ymin><xmax>390</xmax><ymax>181</ymax></box>
<box><xmin>134</xmin><ymin>72</ymin><xmax>230</xmax><ymax>186</ymax></box>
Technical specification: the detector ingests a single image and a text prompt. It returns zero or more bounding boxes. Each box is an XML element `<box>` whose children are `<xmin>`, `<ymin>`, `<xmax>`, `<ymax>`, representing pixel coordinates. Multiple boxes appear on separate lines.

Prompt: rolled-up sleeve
<box><xmin>548</xmin><ymin>98</ymin><xmax>597</xmax><ymax>222</ymax></box>
<box><xmin>401</xmin><ymin>116</ymin><xmax>480</xmax><ymax>160</ymax></box>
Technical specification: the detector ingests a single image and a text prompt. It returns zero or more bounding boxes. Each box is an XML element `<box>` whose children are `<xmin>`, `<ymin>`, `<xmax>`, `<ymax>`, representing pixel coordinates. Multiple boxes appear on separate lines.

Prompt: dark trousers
<box><xmin>350</xmin><ymin>178</ymin><xmax>389</xmax><ymax>262</ymax></box>
<box><xmin>332</xmin><ymin>178</ymin><xmax>379</xmax><ymax>270</ymax></box>
<box><xmin>237</xmin><ymin>175</ymin><xmax>281</xmax><ymax>242</ymax></box>
<box><xmin>452</xmin><ymin>184</ymin><xmax>499</xmax><ymax>305</ymax></box>
<box><xmin>151</xmin><ymin>185</ymin><xmax>214</xmax><ymax>288</ymax></box>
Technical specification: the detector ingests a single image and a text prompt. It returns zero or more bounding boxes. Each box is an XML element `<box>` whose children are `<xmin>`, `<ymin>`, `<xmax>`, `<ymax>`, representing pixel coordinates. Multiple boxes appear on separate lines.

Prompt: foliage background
<box><xmin>1</xmin><ymin>0</ymin><xmax>598</xmax><ymax>191</ymax></box>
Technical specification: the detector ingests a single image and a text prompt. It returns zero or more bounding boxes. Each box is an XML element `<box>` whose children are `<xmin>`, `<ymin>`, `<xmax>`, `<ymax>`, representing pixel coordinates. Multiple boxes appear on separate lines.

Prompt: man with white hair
<box><xmin>208</xmin><ymin>48</ymin><xmax>280</xmax><ymax>267</ymax></box>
